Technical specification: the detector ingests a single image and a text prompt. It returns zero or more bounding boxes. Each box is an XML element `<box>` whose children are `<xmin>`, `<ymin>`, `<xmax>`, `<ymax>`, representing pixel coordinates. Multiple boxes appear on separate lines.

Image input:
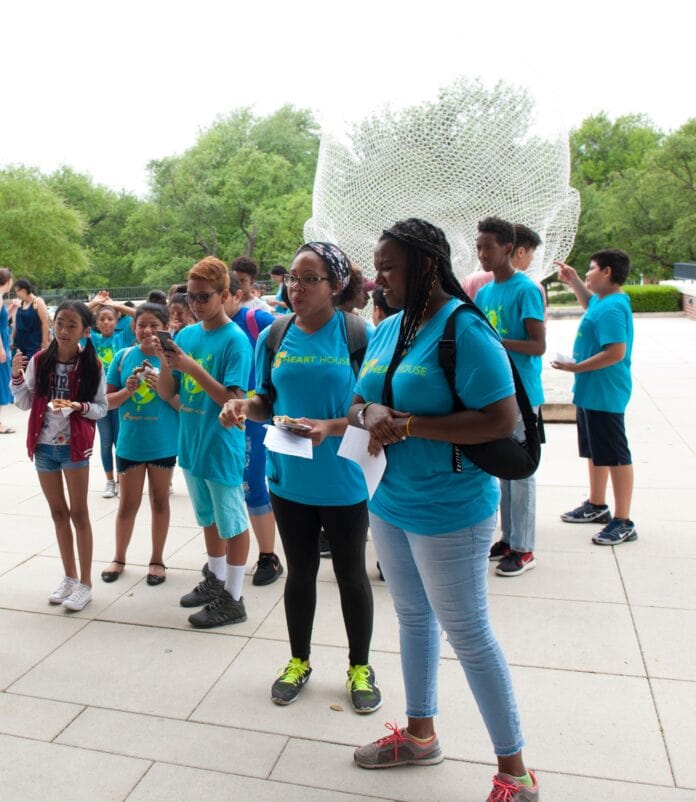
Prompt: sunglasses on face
<box><xmin>185</xmin><ymin>290</ymin><xmax>221</xmax><ymax>304</ymax></box>
<box><xmin>283</xmin><ymin>274</ymin><xmax>331</xmax><ymax>288</ymax></box>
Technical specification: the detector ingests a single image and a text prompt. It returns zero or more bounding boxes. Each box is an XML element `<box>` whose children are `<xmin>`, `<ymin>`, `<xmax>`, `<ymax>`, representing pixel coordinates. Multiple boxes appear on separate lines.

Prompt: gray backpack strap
<box><xmin>263</xmin><ymin>314</ymin><xmax>296</xmax><ymax>407</ymax></box>
<box><xmin>341</xmin><ymin>311</ymin><xmax>368</xmax><ymax>377</ymax></box>
<box><xmin>117</xmin><ymin>346</ymin><xmax>137</xmax><ymax>376</ymax></box>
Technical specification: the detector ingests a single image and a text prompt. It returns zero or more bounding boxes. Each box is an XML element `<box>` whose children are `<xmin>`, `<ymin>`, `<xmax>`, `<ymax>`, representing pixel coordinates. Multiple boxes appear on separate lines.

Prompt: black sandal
<box><xmin>101</xmin><ymin>560</ymin><xmax>126</xmax><ymax>583</ymax></box>
<box><xmin>147</xmin><ymin>562</ymin><xmax>166</xmax><ymax>586</ymax></box>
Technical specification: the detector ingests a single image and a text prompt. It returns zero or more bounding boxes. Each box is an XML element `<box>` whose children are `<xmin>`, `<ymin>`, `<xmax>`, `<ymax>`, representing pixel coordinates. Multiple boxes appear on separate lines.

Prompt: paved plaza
<box><xmin>0</xmin><ymin>315</ymin><xmax>695</xmax><ymax>802</ymax></box>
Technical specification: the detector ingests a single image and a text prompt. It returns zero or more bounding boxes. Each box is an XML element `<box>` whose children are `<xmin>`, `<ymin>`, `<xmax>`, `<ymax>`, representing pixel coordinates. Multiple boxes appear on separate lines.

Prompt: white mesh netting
<box><xmin>304</xmin><ymin>76</ymin><xmax>580</xmax><ymax>282</ymax></box>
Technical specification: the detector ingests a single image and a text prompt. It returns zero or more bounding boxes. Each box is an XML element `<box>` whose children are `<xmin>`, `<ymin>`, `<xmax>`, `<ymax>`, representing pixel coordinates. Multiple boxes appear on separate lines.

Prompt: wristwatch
<box><xmin>357</xmin><ymin>402</ymin><xmax>374</xmax><ymax>427</ymax></box>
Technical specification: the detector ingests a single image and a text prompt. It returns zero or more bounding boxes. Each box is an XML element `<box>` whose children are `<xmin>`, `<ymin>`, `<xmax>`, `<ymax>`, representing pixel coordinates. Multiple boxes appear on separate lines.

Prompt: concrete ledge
<box><xmin>541</xmin><ymin>402</ymin><xmax>576</xmax><ymax>423</ymax></box>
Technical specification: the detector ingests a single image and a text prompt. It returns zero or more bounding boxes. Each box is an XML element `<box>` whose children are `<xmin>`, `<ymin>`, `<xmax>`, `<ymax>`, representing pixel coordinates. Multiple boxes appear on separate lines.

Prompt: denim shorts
<box><xmin>116</xmin><ymin>454</ymin><xmax>177</xmax><ymax>474</ymax></box>
<box><xmin>34</xmin><ymin>444</ymin><xmax>90</xmax><ymax>473</ymax></box>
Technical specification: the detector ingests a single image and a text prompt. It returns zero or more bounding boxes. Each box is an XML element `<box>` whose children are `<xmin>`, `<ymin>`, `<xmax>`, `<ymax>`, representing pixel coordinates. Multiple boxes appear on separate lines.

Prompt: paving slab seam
<box><xmin>1</xmin><ymin>614</ymin><xmax>92</xmax><ymax>693</ymax></box>
<box><xmin>611</xmin><ymin>547</ymin><xmax>679</xmax><ymax>787</ymax></box>
<box><xmin>48</xmin><ymin>701</ymin><xmax>89</xmax><ymax>743</ymax></box>
<box><xmin>122</xmin><ymin>759</ymin><xmax>158</xmax><ymax>802</ymax></box>
<box><xmin>187</xmin><ymin>634</ymin><xmax>265</xmax><ymax>722</ymax></box>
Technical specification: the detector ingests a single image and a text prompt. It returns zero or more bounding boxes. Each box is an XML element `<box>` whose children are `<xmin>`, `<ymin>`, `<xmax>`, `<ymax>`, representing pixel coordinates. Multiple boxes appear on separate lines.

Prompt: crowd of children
<box><xmin>6</xmin><ymin>220</ymin><xmax>638</xmax><ymax>802</ymax></box>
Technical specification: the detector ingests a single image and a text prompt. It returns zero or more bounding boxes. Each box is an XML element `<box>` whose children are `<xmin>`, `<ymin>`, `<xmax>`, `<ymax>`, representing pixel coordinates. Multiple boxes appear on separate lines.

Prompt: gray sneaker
<box><xmin>487</xmin><ymin>770</ymin><xmax>539</xmax><ymax>801</ymax></box>
<box><xmin>179</xmin><ymin>573</ymin><xmax>224</xmax><ymax>608</ymax></box>
<box><xmin>188</xmin><ymin>590</ymin><xmax>247</xmax><ymax>628</ymax></box>
<box><xmin>354</xmin><ymin>724</ymin><xmax>443</xmax><ymax>768</ymax></box>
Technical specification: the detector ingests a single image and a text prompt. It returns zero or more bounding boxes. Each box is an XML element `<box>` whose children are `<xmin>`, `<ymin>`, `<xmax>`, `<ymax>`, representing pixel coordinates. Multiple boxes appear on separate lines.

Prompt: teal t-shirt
<box><xmin>91</xmin><ymin>331</ymin><xmax>123</xmax><ymax>372</ymax></box>
<box><xmin>475</xmin><ymin>271</ymin><xmax>545</xmax><ymax>407</ymax></box>
<box><xmin>255</xmin><ymin>311</ymin><xmax>370</xmax><ymax>506</ymax></box>
<box><xmin>115</xmin><ymin>315</ymin><xmax>136</xmax><ymax>347</ymax></box>
<box><xmin>572</xmin><ymin>293</ymin><xmax>633</xmax><ymax>413</ymax></box>
<box><xmin>107</xmin><ymin>346</ymin><xmax>179</xmax><ymax>461</ymax></box>
<box><xmin>355</xmin><ymin>298</ymin><xmax>514</xmax><ymax>535</ymax></box>
<box><xmin>174</xmin><ymin>321</ymin><xmax>252</xmax><ymax>485</ymax></box>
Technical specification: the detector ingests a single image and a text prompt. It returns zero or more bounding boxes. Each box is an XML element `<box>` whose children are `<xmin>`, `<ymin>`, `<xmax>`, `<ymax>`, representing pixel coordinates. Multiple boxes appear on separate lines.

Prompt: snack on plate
<box><xmin>273</xmin><ymin>415</ymin><xmax>300</xmax><ymax>426</ymax></box>
<box><xmin>133</xmin><ymin>359</ymin><xmax>158</xmax><ymax>378</ymax></box>
<box><xmin>51</xmin><ymin>398</ymin><xmax>73</xmax><ymax>409</ymax></box>
<box><xmin>273</xmin><ymin>415</ymin><xmax>312</xmax><ymax>433</ymax></box>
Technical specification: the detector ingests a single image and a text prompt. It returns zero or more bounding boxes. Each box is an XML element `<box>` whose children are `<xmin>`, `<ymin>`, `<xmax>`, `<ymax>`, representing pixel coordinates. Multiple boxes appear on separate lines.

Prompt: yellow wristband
<box><xmin>405</xmin><ymin>415</ymin><xmax>415</xmax><ymax>437</ymax></box>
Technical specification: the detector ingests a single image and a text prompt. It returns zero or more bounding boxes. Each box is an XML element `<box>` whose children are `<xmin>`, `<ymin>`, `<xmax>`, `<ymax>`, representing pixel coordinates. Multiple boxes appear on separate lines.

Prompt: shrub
<box><xmin>623</xmin><ymin>285</ymin><xmax>681</xmax><ymax>312</ymax></box>
<box><xmin>548</xmin><ymin>291</ymin><xmax>578</xmax><ymax>305</ymax></box>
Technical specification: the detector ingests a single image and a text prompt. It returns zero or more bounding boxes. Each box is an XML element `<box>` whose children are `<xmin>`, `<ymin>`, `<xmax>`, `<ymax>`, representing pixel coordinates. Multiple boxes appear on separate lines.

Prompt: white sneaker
<box><xmin>102</xmin><ymin>480</ymin><xmax>118</xmax><ymax>499</ymax></box>
<box><xmin>48</xmin><ymin>576</ymin><xmax>79</xmax><ymax>605</ymax></box>
<box><xmin>61</xmin><ymin>583</ymin><xmax>93</xmax><ymax>611</ymax></box>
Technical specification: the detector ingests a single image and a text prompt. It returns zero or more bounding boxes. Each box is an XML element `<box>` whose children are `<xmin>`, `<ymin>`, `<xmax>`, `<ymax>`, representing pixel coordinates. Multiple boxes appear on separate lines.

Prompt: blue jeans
<box><xmin>370</xmin><ymin>511</ymin><xmax>524</xmax><ymax>757</ymax></box>
<box><xmin>500</xmin><ymin>408</ymin><xmax>538</xmax><ymax>552</ymax></box>
<box><xmin>97</xmin><ymin>409</ymin><xmax>120</xmax><ymax>473</ymax></box>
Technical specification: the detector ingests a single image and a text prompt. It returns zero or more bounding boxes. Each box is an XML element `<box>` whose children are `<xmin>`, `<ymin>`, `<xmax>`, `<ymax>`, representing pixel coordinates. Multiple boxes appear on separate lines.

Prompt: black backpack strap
<box><xmin>438</xmin><ymin>302</ymin><xmax>539</xmax><ymax>472</ymax></box>
<box><xmin>341</xmin><ymin>311</ymin><xmax>368</xmax><ymax>378</ymax></box>
<box><xmin>263</xmin><ymin>314</ymin><xmax>296</xmax><ymax>408</ymax></box>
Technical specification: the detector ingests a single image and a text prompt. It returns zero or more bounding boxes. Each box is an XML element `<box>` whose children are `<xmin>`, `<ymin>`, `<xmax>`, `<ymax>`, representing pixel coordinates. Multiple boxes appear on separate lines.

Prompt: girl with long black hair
<box><xmin>11</xmin><ymin>300</ymin><xmax>107</xmax><ymax>611</ymax></box>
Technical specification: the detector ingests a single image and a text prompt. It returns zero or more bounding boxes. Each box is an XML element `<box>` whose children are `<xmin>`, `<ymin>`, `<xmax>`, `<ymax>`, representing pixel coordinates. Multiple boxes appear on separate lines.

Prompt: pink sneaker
<box><xmin>487</xmin><ymin>770</ymin><xmax>539</xmax><ymax>801</ymax></box>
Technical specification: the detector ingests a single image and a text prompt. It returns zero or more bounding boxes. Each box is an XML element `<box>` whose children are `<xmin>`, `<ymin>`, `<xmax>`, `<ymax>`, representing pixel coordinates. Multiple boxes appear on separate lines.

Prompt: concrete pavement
<box><xmin>0</xmin><ymin>315</ymin><xmax>695</xmax><ymax>801</ymax></box>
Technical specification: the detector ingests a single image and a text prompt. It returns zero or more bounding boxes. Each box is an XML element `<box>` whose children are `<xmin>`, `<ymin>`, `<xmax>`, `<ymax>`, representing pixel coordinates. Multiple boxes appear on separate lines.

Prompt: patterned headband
<box><xmin>296</xmin><ymin>242</ymin><xmax>351</xmax><ymax>290</ymax></box>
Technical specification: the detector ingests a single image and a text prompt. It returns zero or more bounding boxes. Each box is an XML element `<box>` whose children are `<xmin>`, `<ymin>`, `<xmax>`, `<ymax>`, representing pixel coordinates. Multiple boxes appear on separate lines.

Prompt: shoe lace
<box><xmin>374</xmin><ymin>722</ymin><xmax>408</xmax><ymax>762</ymax></box>
<box><xmin>347</xmin><ymin>664</ymin><xmax>372</xmax><ymax>692</ymax></box>
<box><xmin>277</xmin><ymin>659</ymin><xmax>308</xmax><ymax>686</ymax></box>
<box><xmin>489</xmin><ymin>775</ymin><xmax>522</xmax><ymax>802</ymax></box>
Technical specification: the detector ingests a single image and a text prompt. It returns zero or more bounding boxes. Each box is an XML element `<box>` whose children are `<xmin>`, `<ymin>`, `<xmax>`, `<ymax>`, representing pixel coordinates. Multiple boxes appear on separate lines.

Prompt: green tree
<box><xmin>140</xmin><ymin>104</ymin><xmax>319</xmax><ymax>280</ymax></box>
<box><xmin>0</xmin><ymin>167</ymin><xmax>88</xmax><ymax>288</ymax></box>
<box><xmin>601</xmin><ymin>119</ymin><xmax>696</xmax><ymax>279</ymax></box>
<box><xmin>47</xmin><ymin>166</ymin><xmax>142</xmax><ymax>286</ymax></box>
<box><xmin>568</xmin><ymin>113</ymin><xmax>663</xmax><ymax>277</ymax></box>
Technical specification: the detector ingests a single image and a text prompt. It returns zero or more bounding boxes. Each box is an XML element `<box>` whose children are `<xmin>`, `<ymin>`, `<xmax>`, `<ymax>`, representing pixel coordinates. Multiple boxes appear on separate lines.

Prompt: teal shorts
<box><xmin>182</xmin><ymin>469</ymin><xmax>249</xmax><ymax>539</ymax></box>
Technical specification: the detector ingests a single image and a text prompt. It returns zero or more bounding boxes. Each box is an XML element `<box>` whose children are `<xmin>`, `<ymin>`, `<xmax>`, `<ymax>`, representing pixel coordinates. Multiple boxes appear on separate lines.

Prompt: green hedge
<box><xmin>548</xmin><ymin>291</ymin><xmax>578</xmax><ymax>305</ymax></box>
<box><xmin>623</xmin><ymin>285</ymin><xmax>681</xmax><ymax>312</ymax></box>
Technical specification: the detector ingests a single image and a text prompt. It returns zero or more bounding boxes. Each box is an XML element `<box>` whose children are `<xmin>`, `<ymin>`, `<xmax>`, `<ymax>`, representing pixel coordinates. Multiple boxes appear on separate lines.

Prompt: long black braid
<box><xmin>381</xmin><ymin>218</ymin><xmax>470</xmax><ymax>407</ymax></box>
<box><xmin>36</xmin><ymin>301</ymin><xmax>102</xmax><ymax>402</ymax></box>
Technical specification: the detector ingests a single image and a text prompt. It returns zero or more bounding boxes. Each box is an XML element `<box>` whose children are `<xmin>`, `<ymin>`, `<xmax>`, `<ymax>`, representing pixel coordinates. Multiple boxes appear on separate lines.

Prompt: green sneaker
<box><xmin>346</xmin><ymin>664</ymin><xmax>382</xmax><ymax>714</ymax></box>
<box><xmin>271</xmin><ymin>658</ymin><xmax>312</xmax><ymax>705</ymax></box>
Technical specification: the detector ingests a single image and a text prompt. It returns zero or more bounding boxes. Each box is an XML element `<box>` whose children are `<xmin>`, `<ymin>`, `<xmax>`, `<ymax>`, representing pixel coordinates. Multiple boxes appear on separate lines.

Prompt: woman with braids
<box><xmin>349</xmin><ymin>219</ymin><xmax>538</xmax><ymax>802</ymax></box>
<box><xmin>219</xmin><ymin>242</ymin><xmax>381</xmax><ymax>714</ymax></box>
<box><xmin>11</xmin><ymin>301</ymin><xmax>107</xmax><ymax>612</ymax></box>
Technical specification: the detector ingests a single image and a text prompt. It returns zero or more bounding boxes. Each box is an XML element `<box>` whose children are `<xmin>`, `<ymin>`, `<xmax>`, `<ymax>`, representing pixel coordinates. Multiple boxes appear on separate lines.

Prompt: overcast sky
<box><xmin>1</xmin><ymin>0</ymin><xmax>693</xmax><ymax>197</ymax></box>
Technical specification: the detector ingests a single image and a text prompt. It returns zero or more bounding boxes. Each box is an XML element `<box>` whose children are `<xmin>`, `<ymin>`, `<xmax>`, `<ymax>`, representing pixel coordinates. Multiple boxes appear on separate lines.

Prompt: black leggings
<box><xmin>270</xmin><ymin>492</ymin><xmax>373</xmax><ymax>666</ymax></box>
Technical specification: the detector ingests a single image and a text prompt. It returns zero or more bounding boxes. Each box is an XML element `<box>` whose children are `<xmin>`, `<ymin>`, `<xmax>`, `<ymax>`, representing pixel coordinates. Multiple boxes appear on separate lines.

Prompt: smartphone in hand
<box><xmin>155</xmin><ymin>330</ymin><xmax>176</xmax><ymax>352</ymax></box>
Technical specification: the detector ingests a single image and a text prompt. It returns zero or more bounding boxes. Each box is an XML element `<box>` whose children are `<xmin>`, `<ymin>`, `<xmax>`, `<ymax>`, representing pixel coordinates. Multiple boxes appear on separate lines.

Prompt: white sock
<box><xmin>225</xmin><ymin>563</ymin><xmax>245</xmax><ymax>601</ymax></box>
<box><xmin>208</xmin><ymin>555</ymin><xmax>227</xmax><ymax>582</ymax></box>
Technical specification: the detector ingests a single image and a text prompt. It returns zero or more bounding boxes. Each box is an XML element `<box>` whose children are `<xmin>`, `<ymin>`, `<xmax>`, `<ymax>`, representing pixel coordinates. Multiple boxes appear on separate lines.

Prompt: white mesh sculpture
<box><xmin>304</xmin><ymin>77</ymin><xmax>580</xmax><ymax>282</ymax></box>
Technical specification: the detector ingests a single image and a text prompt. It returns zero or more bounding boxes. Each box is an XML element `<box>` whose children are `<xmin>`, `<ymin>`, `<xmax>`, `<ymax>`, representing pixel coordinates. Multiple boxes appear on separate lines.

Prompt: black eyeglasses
<box><xmin>283</xmin><ymin>274</ymin><xmax>331</xmax><ymax>288</ymax></box>
<box><xmin>185</xmin><ymin>290</ymin><xmax>221</xmax><ymax>304</ymax></box>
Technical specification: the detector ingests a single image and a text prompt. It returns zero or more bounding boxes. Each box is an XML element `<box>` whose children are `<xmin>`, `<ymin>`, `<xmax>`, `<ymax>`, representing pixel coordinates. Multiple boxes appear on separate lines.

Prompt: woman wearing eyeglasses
<box><xmin>220</xmin><ymin>242</ymin><xmax>381</xmax><ymax>715</ymax></box>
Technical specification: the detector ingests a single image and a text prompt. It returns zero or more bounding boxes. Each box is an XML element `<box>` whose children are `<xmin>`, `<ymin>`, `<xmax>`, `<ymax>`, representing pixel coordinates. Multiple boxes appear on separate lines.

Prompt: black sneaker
<box><xmin>179</xmin><ymin>573</ymin><xmax>224</xmax><ymax>608</ymax></box>
<box><xmin>188</xmin><ymin>590</ymin><xmax>247</xmax><ymax>628</ymax></box>
<box><xmin>346</xmin><ymin>664</ymin><xmax>382</xmax><ymax>714</ymax></box>
<box><xmin>495</xmin><ymin>550</ymin><xmax>536</xmax><ymax>577</ymax></box>
<box><xmin>319</xmin><ymin>532</ymin><xmax>331</xmax><ymax>557</ymax></box>
<box><xmin>253</xmin><ymin>553</ymin><xmax>284</xmax><ymax>586</ymax></box>
<box><xmin>271</xmin><ymin>658</ymin><xmax>312</xmax><ymax>705</ymax></box>
<box><xmin>489</xmin><ymin>540</ymin><xmax>511</xmax><ymax>562</ymax></box>
<box><xmin>561</xmin><ymin>500</ymin><xmax>612</xmax><ymax>524</ymax></box>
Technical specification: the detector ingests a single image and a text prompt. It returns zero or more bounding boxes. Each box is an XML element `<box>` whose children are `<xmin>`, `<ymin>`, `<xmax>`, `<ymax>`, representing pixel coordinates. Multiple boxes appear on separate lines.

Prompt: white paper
<box><xmin>49</xmin><ymin>401</ymin><xmax>73</xmax><ymax>417</ymax></box>
<box><xmin>337</xmin><ymin>425</ymin><xmax>387</xmax><ymax>500</ymax></box>
<box><xmin>263</xmin><ymin>424</ymin><xmax>313</xmax><ymax>459</ymax></box>
<box><xmin>554</xmin><ymin>352</ymin><xmax>576</xmax><ymax>364</ymax></box>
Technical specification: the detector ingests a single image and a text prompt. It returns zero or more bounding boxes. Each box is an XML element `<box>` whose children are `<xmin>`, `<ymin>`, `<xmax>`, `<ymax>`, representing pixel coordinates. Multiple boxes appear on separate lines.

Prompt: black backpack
<box><xmin>263</xmin><ymin>312</ymin><xmax>368</xmax><ymax>408</ymax></box>
<box><xmin>438</xmin><ymin>302</ymin><xmax>543</xmax><ymax>480</ymax></box>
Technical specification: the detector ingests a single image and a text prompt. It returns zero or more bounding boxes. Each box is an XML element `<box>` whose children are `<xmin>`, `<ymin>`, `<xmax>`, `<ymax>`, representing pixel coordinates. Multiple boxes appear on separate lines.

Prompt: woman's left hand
<box><xmin>363</xmin><ymin>403</ymin><xmax>411</xmax><ymax>448</ymax></box>
<box><xmin>297</xmin><ymin>418</ymin><xmax>331</xmax><ymax>447</ymax></box>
